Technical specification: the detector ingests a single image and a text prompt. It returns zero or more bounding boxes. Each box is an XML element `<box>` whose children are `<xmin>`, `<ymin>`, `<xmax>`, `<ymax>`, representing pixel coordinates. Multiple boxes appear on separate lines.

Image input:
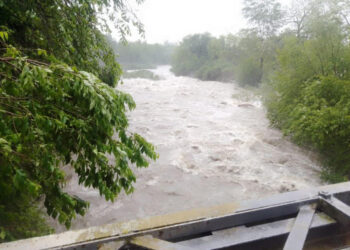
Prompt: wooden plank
<box><xmin>179</xmin><ymin>212</ymin><xmax>332</xmax><ymax>249</ymax></box>
<box><xmin>283</xmin><ymin>204</ymin><xmax>316</xmax><ymax>250</ymax></box>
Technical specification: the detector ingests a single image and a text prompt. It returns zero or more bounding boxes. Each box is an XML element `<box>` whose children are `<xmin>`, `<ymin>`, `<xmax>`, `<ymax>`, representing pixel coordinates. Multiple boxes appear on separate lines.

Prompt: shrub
<box><xmin>235</xmin><ymin>58</ymin><xmax>262</xmax><ymax>86</ymax></box>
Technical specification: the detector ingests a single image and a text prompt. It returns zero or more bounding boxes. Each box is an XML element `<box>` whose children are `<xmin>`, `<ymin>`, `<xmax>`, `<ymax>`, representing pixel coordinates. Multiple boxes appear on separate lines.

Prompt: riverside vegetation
<box><xmin>0</xmin><ymin>0</ymin><xmax>157</xmax><ymax>242</ymax></box>
<box><xmin>107</xmin><ymin>37</ymin><xmax>176</xmax><ymax>70</ymax></box>
<box><xmin>106</xmin><ymin>37</ymin><xmax>174</xmax><ymax>80</ymax></box>
<box><xmin>2</xmin><ymin>0</ymin><xmax>350</xmax><ymax>243</ymax></box>
<box><xmin>123</xmin><ymin>70</ymin><xmax>161</xmax><ymax>80</ymax></box>
<box><xmin>171</xmin><ymin>0</ymin><xmax>350</xmax><ymax>182</ymax></box>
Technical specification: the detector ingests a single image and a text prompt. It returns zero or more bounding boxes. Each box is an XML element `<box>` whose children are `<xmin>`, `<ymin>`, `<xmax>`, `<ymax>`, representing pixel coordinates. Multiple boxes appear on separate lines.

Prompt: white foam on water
<box><xmin>53</xmin><ymin>65</ymin><xmax>323</xmax><ymax>232</ymax></box>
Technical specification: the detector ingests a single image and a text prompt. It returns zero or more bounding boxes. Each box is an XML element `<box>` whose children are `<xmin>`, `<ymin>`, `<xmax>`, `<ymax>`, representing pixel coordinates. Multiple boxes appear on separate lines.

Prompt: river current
<box><xmin>54</xmin><ymin>65</ymin><xmax>323</xmax><ymax>231</ymax></box>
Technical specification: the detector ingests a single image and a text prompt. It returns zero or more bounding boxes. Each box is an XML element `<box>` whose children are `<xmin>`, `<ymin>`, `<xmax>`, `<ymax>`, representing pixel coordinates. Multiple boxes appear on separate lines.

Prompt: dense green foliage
<box><xmin>171</xmin><ymin>0</ymin><xmax>283</xmax><ymax>85</ymax></box>
<box><xmin>0</xmin><ymin>0</ymin><xmax>157</xmax><ymax>242</ymax></box>
<box><xmin>0</xmin><ymin>0</ymin><xmax>144</xmax><ymax>87</ymax></box>
<box><xmin>108</xmin><ymin>37</ymin><xmax>175</xmax><ymax>70</ymax></box>
<box><xmin>171</xmin><ymin>33</ymin><xmax>237</xmax><ymax>82</ymax></box>
<box><xmin>170</xmin><ymin>31</ymin><xmax>278</xmax><ymax>86</ymax></box>
<box><xmin>242</xmin><ymin>0</ymin><xmax>284</xmax><ymax>39</ymax></box>
<box><xmin>266</xmin><ymin>0</ymin><xmax>350</xmax><ymax>182</ymax></box>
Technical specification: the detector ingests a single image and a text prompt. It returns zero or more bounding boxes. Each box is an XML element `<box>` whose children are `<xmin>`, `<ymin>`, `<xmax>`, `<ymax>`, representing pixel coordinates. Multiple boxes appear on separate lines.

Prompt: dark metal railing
<box><xmin>2</xmin><ymin>182</ymin><xmax>350</xmax><ymax>250</ymax></box>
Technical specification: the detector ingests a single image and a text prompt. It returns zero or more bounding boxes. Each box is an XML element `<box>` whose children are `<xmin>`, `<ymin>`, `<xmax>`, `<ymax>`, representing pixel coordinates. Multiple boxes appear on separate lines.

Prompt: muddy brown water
<box><xmin>53</xmin><ymin>65</ymin><xmax>323</xmax><ymax>232</ymax></box>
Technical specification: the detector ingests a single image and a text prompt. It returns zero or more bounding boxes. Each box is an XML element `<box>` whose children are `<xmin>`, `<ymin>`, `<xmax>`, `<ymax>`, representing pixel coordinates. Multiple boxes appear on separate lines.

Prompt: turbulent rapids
<box><xmin>53</xmin><ymin>66</ymin><xmax>323</xmax><ymax>232</ymax></box>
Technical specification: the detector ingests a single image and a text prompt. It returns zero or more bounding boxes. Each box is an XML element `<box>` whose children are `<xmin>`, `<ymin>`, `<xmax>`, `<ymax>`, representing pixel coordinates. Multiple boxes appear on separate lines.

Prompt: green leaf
<box><xmin>37</xmin><ymin>49</ymin><xmax>47</xmax><ymax>57</ymax></box>
<box><xmin>0</xmin><ymin>31</ymin><xmax>8</xmax><ymax>42</ymax></box>
<box><xmin>0</xmin><ymin>228</ymin><xmax>6</xmax><ymax>240</ymax></box>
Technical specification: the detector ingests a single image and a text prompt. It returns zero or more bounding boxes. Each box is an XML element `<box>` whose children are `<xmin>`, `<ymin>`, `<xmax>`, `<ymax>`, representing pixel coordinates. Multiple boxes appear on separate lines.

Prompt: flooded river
<box><xmin>55</xmin><ymin>65</ymin><xmax>323</xmax><ymax>231</ymax></box>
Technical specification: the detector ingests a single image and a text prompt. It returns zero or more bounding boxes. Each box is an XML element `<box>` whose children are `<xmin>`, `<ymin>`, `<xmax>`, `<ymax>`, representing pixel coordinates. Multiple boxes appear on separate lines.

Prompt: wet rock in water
<box><xmin>216</xmin><ymin>165</ymin><xmax>227</xmax><ymax>171</ymax></box>
<box><xmin>191</xmin><ymin>145</ymin><xmax>201</xmax><ymax>153</ymax></box>
<box><xmin>238</xmin><ymin>103</ymin><xmax>255</xmax><ymax>108</ymax></box>
<box><xmin>277</xmin><ymin>157</ymin><xmax>288</xmax><ymax>164</ymax></box>
<box><xmin>278</xmin><ymin>183</ymin><xmax>296</xmax><ymax>193</ymax></box>
<box><xmin>227</xmin><ymin>165</ymin><xmax>242</xmax><ymax>174</ymax></box>
<box><xmin>209</xmin><ymin>155</ymin><xmax>221</xmax><ymax>161</ymax></box>
<box><xmin>165</xmin><ymin>191</ymin><xmax>181</xmax><ymax>196</ymax></box>
<box><xmin>187</xmin><ymin>124</ymin><xmax>199</xmax><ymax>128</ymax></box>
<box><xmin>188</xmin><ymin>164</ymin><xmax>196</xmax><ymax>169</ymax></box>
<box><xmin>232</xmin><ymin>139</ymin><xmax>244</xmax><ymax>145</ymax></box>
<box><xmin>254</xmin><ymin>169</ymin><xmax>263</xmax><ymax>174</ymax></box>
<box><xmin>262</xmin><ymin>137</ymin><xmax>284</xmax><ymax>147</ymax></box>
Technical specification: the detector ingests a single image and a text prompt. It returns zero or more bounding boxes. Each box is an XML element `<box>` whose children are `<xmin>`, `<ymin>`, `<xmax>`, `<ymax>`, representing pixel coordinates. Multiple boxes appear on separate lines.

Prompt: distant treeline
<box><xmin>172</xmin><ymin>0</ymin><xmax>350</xmax><ymax>183</ymax></box>
<box><xmin>171</xmin><ymin>32</ymin><xmax>271</xmax><ymax>85</ymax></box>
<box><xmin>107</xmin><ymin>36</ymin><xmax>176</xmax><ymax>70</ymax></box>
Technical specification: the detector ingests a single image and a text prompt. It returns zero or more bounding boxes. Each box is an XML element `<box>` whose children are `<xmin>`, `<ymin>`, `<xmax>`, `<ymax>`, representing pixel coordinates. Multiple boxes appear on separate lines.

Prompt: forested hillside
<box><xmin>172</xmin><ymin>0</ymin><xmax>350</xmax><ymax>182</ymax></box>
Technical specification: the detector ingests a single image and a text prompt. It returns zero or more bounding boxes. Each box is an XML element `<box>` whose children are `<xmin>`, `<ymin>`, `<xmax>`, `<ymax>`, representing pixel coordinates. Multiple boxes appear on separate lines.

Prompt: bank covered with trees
<box><xmin>2</xmin><ymin>0</ymin><xmax>350</xmax><ymax>244</ymax></box>
<box><xmin>107</xmin><ymin>37</ymin><xmax>175</xmax><ymax>70</ymax></box>
<box><xmin>171</xmin><ymin>0</ymin><xmax>350</xmax><ymax>182</ymax></box>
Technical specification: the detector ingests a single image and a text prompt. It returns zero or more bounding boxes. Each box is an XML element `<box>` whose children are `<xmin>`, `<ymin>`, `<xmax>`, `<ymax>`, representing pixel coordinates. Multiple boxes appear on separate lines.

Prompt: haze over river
<box><xmin>55</xmin><ymin>66</ymin><xmax>323</xmax><ymax>231</ymax></box>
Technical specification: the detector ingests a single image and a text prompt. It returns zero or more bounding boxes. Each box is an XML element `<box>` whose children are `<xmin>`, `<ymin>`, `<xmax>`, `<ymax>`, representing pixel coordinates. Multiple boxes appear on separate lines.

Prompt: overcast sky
<box><xmin>114</xmin><ymin>0</ymin><xmax>292</xmax><ymax>44</ymax></box>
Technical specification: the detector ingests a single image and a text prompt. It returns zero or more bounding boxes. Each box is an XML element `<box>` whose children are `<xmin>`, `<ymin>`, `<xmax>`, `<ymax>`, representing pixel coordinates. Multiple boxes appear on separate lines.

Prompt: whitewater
<box><xmin>53</xmin><ymin>65</ymin><xmax>323</xmax><ymax>231</ymax></box>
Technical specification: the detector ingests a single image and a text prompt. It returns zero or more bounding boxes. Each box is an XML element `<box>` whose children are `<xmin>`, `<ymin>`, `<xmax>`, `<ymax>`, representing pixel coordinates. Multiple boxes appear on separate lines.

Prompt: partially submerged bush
<box><xmin>235</xmin><ymin>58</ymin><xmax>262</xmax><ymax>86</ymax></box>
<box><xmin>123</xmin><ymin>69</ymin><xmax>161</xmax><ymax>80</ymax></box>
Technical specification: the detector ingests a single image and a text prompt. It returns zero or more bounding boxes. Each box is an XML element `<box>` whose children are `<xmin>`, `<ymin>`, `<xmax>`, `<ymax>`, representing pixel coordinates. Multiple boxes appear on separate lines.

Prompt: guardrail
<box><xmin>2</xmin><ymin>182</ymin><xmax>350</xmax><ymax>250</ymax></box>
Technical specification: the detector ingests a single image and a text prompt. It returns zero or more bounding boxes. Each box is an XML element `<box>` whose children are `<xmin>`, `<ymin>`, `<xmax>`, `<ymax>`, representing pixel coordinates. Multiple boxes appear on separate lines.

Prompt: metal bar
<box><xmin>319</xmin><ymin>196</ymin><xmax>350</xmax><ymax>226</ymax></box>
<box><xmin>128</xmin><ymin>235</ymin><xmax>196</xmax><ymax>250</ymax></box>
<box><xmin>283</xmin><ymin>204</ymin><xmax>316</xmax><ymax>250</ymax></box>
<box><xmin>156</xmin><ymin>198</ymin><xmax>318</xmax><ymax>241</ymax></box>
<box><xmin>179</xmin><ymin>212</ymin><xmax>332</xmax><ymax>249</ymax></box>
<box><xmin>1</xmin><ymin>182</ymin><xmax>350</xmax><ymax>250</ymax></box>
